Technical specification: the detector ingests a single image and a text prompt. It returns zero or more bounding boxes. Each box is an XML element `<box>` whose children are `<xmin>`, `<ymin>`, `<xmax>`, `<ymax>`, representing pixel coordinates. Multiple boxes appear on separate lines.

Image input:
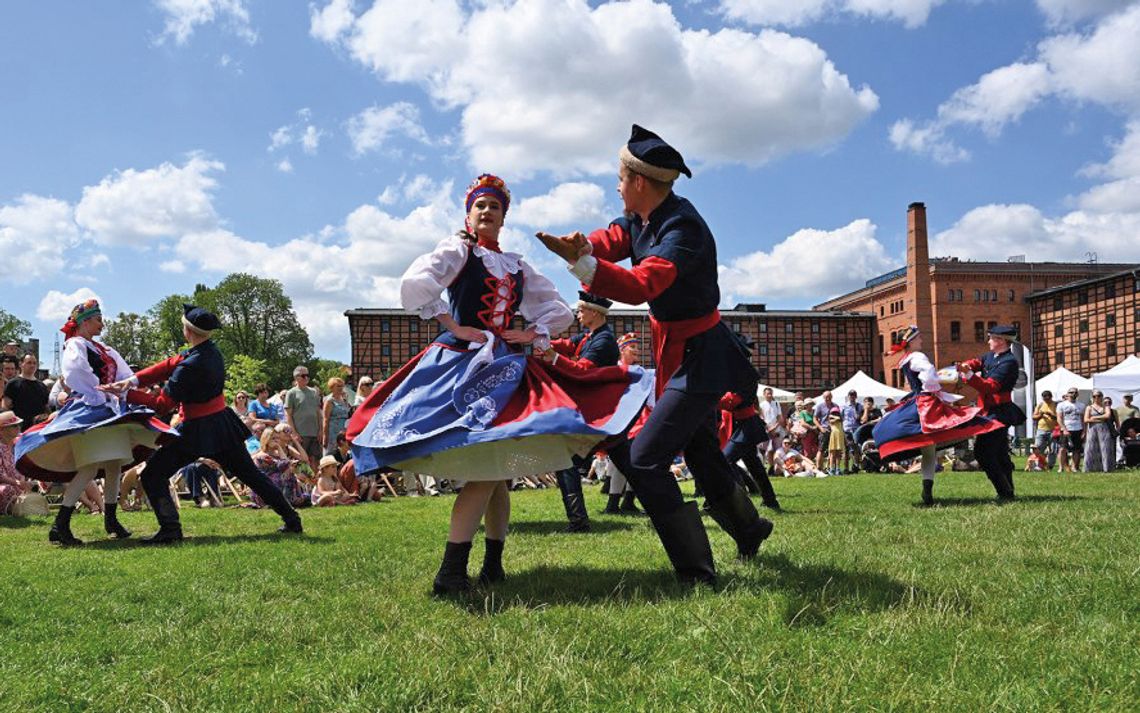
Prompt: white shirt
<box><xmin>400</xmin><ymin>235</ymin><xmax>572</xmax><ymax>351</ymax></box>
<box><xmin>758</xmin><ymin>399</ymin><xmax>784</xmax><ymax>432</ymax></box>
<box><xmin>61</xmin><ymin>336</ymin><xmax>133</xmax><ymax>407</ymax></box>
<box><xmin>1057</xmin><ymin>400</ymin><xmax>1086</xmax><ymax>431</ymax></box>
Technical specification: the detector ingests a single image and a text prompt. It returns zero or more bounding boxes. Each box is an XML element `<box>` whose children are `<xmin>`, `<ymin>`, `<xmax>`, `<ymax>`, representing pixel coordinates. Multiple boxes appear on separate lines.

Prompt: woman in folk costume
<box><xmin>15</xmin><ymin>300</ymin><xmax>178</xmax><ymax>544</ymax></box>
<box><xmin>871</xmin><ymin>325</ymin><xmax>1004</xmax><ymax>505</ymax></box>
<box><xmin>347</xmin><ymin>174</ymin><xmax>652</xmax><ymax>595</ymax></box>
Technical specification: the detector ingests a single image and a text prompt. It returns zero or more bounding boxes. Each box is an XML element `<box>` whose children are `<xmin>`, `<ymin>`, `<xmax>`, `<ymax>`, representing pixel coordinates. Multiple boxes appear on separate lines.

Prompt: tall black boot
<box><xmin>921</xmin><ymin>479</ymin><xmax>934</xmax><ymax>507</ymax></box>
<box><xmin>563</xmin><ymin>492</ymin><xmax>591</xmax><ymax>532</ymax></box>
<box><xmin>140</xmin><ymin>490</ymin><xmax>184</xmax><ymax>545</ymax></box>
<box><xmin>433</xmin><ymin>541</ymin><xmax>472</xmax><ymax>595</ymax></box>
<box><xmin>753</xmin><ymin>469</ymin><xmax>781</xmax><ymax>511</ymax></box>
<box><xmin>735</xmin><ymin>465</ymin><xmax>762</xmax><ymax>495</ymax></box>
<box><xmin>478</xmin><ymin>538</ymin><xmax>506</xmax><ymax>585</ymax></box>
<box><xmin>649</xmin><ymin>502</ymin><xmax>716</xmax><ymax>585</ymax></box>
<box><xmin>619</xmin><ymin>491</ymin><xmax>643</xmax><ymax>516</ymax></box>
<box><xmin>103</xmin><ymin>503</ymin><xmax>132</xmax><ymax>539</ymax></box>
<box><xmin>704</xmin><ymin>485</ymin><xmax>773</xmax><ymax>560</ymax></box>
<box><xmin>601</xmin><ymin>493</ymin><xmax>621</xmax><ymax>514</ymax></box>
<box><xmin>48</xmin><ymin>505</ymin><xmax>83</xmax><ymax>546</ymax></box>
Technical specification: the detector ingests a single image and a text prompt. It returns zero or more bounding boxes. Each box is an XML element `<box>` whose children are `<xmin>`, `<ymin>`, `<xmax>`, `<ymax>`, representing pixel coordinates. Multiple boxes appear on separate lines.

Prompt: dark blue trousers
<box><xmin>974</xmin><ymin>428</ymin><xmax>1015</xmax><ymax>497</ymax></box>
<box><xmin>607</xmin><ymin>389</ymin><xmax>738</xmax><ymax>517</ymax></box>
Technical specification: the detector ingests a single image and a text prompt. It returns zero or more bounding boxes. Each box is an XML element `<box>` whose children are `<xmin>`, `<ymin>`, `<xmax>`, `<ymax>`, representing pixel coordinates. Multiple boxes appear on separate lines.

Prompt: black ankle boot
<box><xmin>433</xmin><ymin>541</ymin><xmax>472</xmax><ymax>595</ymax></box>
<box><xmin>649</xmin><ymin>502</ymin><xmax>716</xmax><ymax>585</ymax></box>
<box><xmin>619</xmin><ymin>491</ymin><xmax>643</xmax><ymax>516</ymax></box>
<box><xmin>601</xmin><ymin>494</ymin><xmax>621</xmax><ymax>514</ymax></box>
<box><xmin>921</xmin><ymin>479</ymin><xmax>934</xmax><ymax>506</ymax></box>
<box><xmin>104</xmin><ymin>503</ymin><xmax>132</xmax><ymax>539</ymax></box>
<box><xmin>49</xmin><ymin>505</ymin><xmax>84</xmax><ymax>546</ymax></box>
<box><xmin>478</xmin><ymin>538</ymin><xmax>506</xmax><ymax>585</ymax></box>
<box><xmin>705</xmin><ymin>486</ymin><xmax>773</xmax><ymax>560</ymax></box>
<box><xmin>140</xmin><ymin>492</ymin><xmax>183</xmax><ymax>545</ymax></box>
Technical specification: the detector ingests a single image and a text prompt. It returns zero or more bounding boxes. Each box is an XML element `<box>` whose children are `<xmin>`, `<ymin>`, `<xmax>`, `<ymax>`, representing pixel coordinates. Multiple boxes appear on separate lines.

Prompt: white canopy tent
<box><xmin>823</xmin><ymin>370</ymin><xmax>908</xmax><ymax>404</ymax></box>
<box><xmin>1092</xmin><ymin>355</ymin><xmax>1140</xmax><ymax>403</ymax></box>
<box><xmin>1035</xmin><ymin>366</ymin><xmax>1093</xmax><ymax>402</ymax></box>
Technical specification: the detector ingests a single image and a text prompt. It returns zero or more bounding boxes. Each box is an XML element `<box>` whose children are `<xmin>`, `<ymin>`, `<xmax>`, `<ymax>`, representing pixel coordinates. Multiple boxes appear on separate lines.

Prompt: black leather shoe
<box><xmin>48</xmin><ymin>505</ymin><xmax>84</xmax><ymax>546</ymax></box>
<box><xmin>705</xmin><ymin>486</ymin><xmax>773</xmax><ymax>560</ymax></box>
<box><xmin>649</xmin><ymin>502</ymin><xmax>717</xmax><ymax>585</ymax></box>
<box><xmin>278</xmin><ymin>519</ymin><xmax>304</xmax><ymax>534</ymax></box>
<box><xmin>432</xmin><ymin>541</ymin><xmax>472</xmax><ymax>595</ymax></box>
<box><xmin>139</xmin><ymin>526</ymin><xmax>184</xmax><ymax>545</ymax></box>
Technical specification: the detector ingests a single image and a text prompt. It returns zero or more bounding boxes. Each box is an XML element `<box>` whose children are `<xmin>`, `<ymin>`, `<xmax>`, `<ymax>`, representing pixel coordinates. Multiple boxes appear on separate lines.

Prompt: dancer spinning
<box><xmin>16</xmin><ymin>299</ymin><xmax>178</xmax><ymax>545</ymax></box>
<box><xmin>871</xmin><ymin>325</ymin><xmax>1004</xmax><ymax>505</ymax></box>
<box><xmin>103</xmin><ymin>304</ymin><xmax>304</xmax><ymax>543</ymax></box>
<box><xmin>537</xmin><ymin>125</ymin><xmax>772</xmax><ymax>584</ymax></box>
<box><xmin>347</xmin><ymin>174</ymin><xmax>651</xmax><ymax>595</ymax></box>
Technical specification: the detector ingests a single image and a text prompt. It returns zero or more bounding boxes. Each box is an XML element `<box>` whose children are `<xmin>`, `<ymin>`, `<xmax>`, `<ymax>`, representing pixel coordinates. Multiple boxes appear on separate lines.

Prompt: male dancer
<box><xmin>720</xmin><ymin>386</ymin><xmax>781</xmax><ymax>510</ymax></box>
<box><xmin>104</xmin><ymin>304</ymin><xmax>303</xmax><ymax>542</ymax></box>
<box><xmin>958</xmin><ymin>324</ymin><xmax>1025</xmax><ymax>501</ymax></box>
<box><xmin>537</xmin><ymin>125</ymin><xmax>772</xmax><ymax>584</ymax></box>
<box><xmin>545</xmin><ymin>291</ymin><xmax>621</xmax><ymax>532</ymax></box>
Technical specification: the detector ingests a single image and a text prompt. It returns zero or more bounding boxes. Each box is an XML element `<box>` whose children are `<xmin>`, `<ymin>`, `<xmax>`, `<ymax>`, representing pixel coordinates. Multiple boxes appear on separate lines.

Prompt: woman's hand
<box><xmin>451</xmin><ymin>325</ymin><xmax>488</xmax><ymax>344</ymax></box>
<box><xmin>502</xmin><ymin>328</ymin><xmax>538</xmax><ymax>345</ymax></box>
<box><xmin>99</xmin><ymin>379</ymin><xmax>132</xmax><ymax>394</ymax></box>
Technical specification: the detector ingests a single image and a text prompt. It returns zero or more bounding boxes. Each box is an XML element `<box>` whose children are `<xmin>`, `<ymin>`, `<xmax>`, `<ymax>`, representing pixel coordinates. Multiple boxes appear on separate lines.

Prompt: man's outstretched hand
<box><xmin>535</xmin><ymin>231</ymin><xmax>589</xmax><ymax>264</ymax></box>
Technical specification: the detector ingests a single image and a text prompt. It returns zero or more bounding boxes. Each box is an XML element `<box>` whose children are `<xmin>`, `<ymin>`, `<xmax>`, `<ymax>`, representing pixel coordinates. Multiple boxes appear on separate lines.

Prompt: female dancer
<box><xmin>872</xmin><ymin>325</ymin><xmax>1005</xmax><ymax>505</ymax></box>
<box><xmin>16</xmin><ymin>300</ymin><xmax>178</xmax><ymax>544</ymax></box>
<box><xmin>348</xmin><ymin>174</ymin><xmax>651</xmax><ymax>594</ymax></box>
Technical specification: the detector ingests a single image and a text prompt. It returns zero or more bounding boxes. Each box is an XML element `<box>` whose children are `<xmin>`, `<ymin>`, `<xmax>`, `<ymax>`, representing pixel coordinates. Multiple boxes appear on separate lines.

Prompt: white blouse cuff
<box><xmin>530</xmin><ymin>325</ymin><xmax>552</xmax><ymax>351</ymax></box>
<box><xmin>416</xmin><ymin>300</ymin><xmax>449</xmax><ymax>320</ymax></box>
<box><xmin>568</xmin><ymin>255</ymin><xmax>597</xmax><ymax>285</ymax></box>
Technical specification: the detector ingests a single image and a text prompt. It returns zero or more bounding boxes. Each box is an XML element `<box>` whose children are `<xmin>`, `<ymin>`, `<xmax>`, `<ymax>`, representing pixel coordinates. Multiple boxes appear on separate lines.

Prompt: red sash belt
<box><xmin>732</xmin><ymin>405</ymin><xmax>758</xmax><ymax>420</ymax></box>
<box><xmin>978</xmin><ymin>391</ymin><xmax>1012</xmax><ymax>410</ymax></box>
<box><xmin>181</xmin><ymin>394</ymin><xmax>227</xmax><ymax>421</ymax></box>
<box><xmin>649</xmin><ymin>310</ymin><xmax>721</xmax><ymax>397</ymax></box>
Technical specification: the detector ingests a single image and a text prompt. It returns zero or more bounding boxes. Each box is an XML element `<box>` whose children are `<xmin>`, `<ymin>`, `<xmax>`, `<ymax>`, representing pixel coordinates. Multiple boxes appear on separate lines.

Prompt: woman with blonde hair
<box><xmin>321</xmin><ymin>377</ymin><xmax>352</xmax><ymax>456</ymax></box>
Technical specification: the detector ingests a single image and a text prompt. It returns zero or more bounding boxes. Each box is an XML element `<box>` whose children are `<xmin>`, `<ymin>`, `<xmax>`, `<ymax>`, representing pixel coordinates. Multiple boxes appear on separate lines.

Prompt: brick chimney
<box><xmin>906</xmin><ymin>202</ymin><xmax>935</xmax><ymax>361</ymax></box>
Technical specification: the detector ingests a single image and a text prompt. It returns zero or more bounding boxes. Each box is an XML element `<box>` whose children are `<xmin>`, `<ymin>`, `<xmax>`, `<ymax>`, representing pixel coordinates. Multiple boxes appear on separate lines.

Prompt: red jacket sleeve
<box><xmin>126</xmin><ymin>387</ymin><xmax>179</xmax><ymax>416</ymax></box>
<box><xmin>549</xmin><ymin>338</ymin><xmax>577</xmax><ymax>358</ymax></box>
<box><xmin>552</xmin><ymin>356</ymin><xmax>597</xmax><ymax>374</ymax></box>
<box><xmin>960</xmin><ymin>358</ymin><xmax>983</xmax><ymax>372</ymax></box>
<box><xmin>133</xmin><ymin>354</ymin><xmax>184</xmax><ymax>388</ymax></box>
<box><xmin>589</xmin><ymin>256</ymin><xmax>677</xmax><ymax>306</ymax></box>
<box><xmin>587</xmin><ymin>224</ymin><xmax>632</xmax><ymax>263</ymax></box>
<box><xmin>966</xmin><ymin>373</ymin><xmax>1003</xmax><ymax>397</ymax></box>
<box><xmin>719</xmin><ymin>392</ymin><xmax>741</xmax><ymax>411</ymax></box>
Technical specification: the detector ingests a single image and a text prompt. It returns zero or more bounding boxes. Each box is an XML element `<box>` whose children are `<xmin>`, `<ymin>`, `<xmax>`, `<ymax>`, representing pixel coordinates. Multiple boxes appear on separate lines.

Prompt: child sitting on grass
<box><xmin>1025</xmin><ymin>446</ymin><xmax>1047</xmax><ymax>472</ymax></box>
<box><xmin>312</xmin><ymin>455</ymin><xmax>358</xmax><ymax>507</ymax></box>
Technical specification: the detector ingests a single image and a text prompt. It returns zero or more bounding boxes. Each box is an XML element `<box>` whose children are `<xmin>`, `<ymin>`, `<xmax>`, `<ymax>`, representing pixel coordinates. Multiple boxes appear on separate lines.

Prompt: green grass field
<box><xmin>2</xmin><ymin>468</ymin><xmax>1138</xmax><ymax>712</ymax></box>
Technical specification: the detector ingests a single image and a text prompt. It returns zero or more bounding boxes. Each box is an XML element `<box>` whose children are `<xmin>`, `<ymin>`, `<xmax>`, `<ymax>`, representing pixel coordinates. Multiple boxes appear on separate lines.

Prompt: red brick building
<box><xmin>815</xmin><ymin>203</ymin><xmax>1133</xmax><ymax>388</ymax></box>
<box><xmin>1026</xmin><ymin>268</ymin><xmax>1140</xmax><ymax>376</ymax></box>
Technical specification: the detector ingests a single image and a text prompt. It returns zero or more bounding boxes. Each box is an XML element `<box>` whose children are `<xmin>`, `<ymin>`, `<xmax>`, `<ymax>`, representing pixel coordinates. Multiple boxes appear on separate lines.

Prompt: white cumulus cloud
<box><xmin>719</xmin><ymin>0</ymin><xmax>946</xmax><ymax>28</ymax></box>
<box><xmin>510</xmin><ymin>183</ymin><xmax>609</xmax><ymax>229</ymax></box>
<box><xmin>160</xmin><ymin>260</ymin><xmax>187</xmax><ymax>273</ymax></box>
<box><xmin>153</xmin><ymin>0</ymin><xmax>257</xmax><ymax>45</ymax></box>
<box><xmin>74</xmin><ymin>155</ymin><xmax>223</xmax><ymax>246</ymax></box>
<box><xmin>1035</xmin><ymin>0</ymin><xmax>1134</xmax><ymax>26</ymax></box>
<box><xmin>0</xmin><ymin>194</ymin><xmax>81</xmax><ymax>285</ymax></box>
<box><xmin>346</xmin><ymin>102</ymin><xmax>431</xmax><ymax>155</ymax></box>
<box><xmin>719</xmin><ymin>219</ymin><xmax>897</xmax><ymax>303</ymax></box>
<box><xmin>37</xmin><ymin>287</ymin><xmax>102</xmax><ymax>322</ymax></box>
<box><xmin>315</xmin><ymin>0</ymin><xmax>878</xmax><ymax>177</ymax></box>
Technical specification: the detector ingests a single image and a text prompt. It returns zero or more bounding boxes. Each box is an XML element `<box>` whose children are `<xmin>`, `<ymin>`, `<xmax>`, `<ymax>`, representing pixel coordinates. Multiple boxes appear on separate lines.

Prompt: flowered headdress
<box><xmin>617</xmin><ymin>332</ymin><xmax>640</xmax><ymax>349</ymax></box>
<box><xmin>889</xmin><ymin>324</ymin><xmax>921</xmax><ymax>354</ymax></box>
<box><xmin>61</xmin><ymin>299</ymin><xmax>101</xmax><ymax>339</ymax></box>
<box><xmin>464</xmin><ymin>173</ymin><xmax>511</xmax><ymax>215</ymax></box>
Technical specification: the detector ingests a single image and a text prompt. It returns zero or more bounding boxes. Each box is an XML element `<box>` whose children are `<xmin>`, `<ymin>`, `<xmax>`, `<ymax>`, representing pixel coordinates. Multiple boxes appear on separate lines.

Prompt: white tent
<box><xmin>824</xmin><ymin>370</ymin><xmax>908</xmax><ymax>403</ymax></box>
<box><xmin>1092</xmin><ymin>355</ymin><xmax>1140</xmax><ymax>403</ymax></box>
<box><xmin>757</xmin><ymin>383</ymin><xmax>796</xmax><ymax>402</ymax></box>
<box><xmin>1035</xmin><ymin>366</ymin><xmax>1093</xmax><ymax>402</ymax></box>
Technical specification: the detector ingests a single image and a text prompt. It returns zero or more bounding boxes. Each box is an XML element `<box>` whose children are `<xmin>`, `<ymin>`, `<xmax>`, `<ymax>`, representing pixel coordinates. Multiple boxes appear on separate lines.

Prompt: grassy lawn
<box><xmin>2</xmin><ymin>468</ymin><xmax>1138</xmax><ymax>712</ymax></box>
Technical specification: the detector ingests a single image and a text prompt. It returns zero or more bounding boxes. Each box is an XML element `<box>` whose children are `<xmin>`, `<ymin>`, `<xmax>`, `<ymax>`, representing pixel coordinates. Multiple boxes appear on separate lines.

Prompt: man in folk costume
<box><xmin>544</xmin><ymin>291</ymin><xmax>622</xmax><ymax>532</ymax></box>
<box><xmin>103</xmin><ymin>305</ymin><xmax>304</xmax><ymax>543</ymax></box>
<box><xmin>957</xmin><ymin>325</ymin><xmax>1026</xmax><ymax>501</ymax></box>
<box><xmin>718</xmin><ymin>385</ymin><xmax>781</xmax><ymax>511</ymax></box>
<box><xmin>537</xmin><ymin>125</ymin><xmax>773</xmax><ymax>584</ymax></box>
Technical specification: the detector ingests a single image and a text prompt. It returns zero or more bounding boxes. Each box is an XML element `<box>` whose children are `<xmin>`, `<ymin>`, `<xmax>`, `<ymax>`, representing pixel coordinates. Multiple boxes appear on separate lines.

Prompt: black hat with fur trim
<box><xmin>577</xmin><ymin>291</ymin><xmax>613</xmax><ymax>315</ymax></box>
<box><xmin>182</xmin><ymin>303</ymin><xmax>222</xmax><ymax>336</ymax></box>
<box><xmin>619</xmin><ymin>124</ymin><xmax>692</xmax><ymax>182</ymax></box>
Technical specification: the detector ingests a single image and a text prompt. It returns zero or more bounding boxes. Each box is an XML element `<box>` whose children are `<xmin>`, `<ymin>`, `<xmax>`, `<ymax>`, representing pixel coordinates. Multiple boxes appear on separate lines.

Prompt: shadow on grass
<box><xmin>454</xmin><ymin>565</ymin><xmax>693</xmax><ymax>614</ymax></box>
<box><xmin>915</xmin><ymin>494</ymin><xmax>1091</xmax><ymax>509</ymax></box>
<box><xmin>507</xmin><ymin>519</ymin><xmax>641</xmax><ymax>535</ymax></box>
<box><xmin>0</xmin><ymin>515</ymin><xmax>42</xmax><ymax>529</ymax></box>
<box><xmin>80</xmin><ymin>532</ymin><xmax>336</xmax><ymax>550</ymax></box>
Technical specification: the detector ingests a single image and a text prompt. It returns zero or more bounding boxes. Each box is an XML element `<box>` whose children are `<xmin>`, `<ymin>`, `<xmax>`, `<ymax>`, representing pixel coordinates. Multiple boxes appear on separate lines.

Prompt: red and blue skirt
<box><xmin>346</xmin><ymin>339</ymin><xmax>652</xmax><ymax>480</ymax></box>
<box><xmin>872</xmin><ymin>392</ymin><xmax>1005</xmax><ymax>463</ymax></box>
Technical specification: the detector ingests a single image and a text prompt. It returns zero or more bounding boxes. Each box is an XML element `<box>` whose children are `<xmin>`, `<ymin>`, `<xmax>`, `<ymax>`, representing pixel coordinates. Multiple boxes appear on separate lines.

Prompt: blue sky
<box><xmin>3</xmin><ymin>0</ymin><xmax>1138</xmax><ymax>365</ymax></box>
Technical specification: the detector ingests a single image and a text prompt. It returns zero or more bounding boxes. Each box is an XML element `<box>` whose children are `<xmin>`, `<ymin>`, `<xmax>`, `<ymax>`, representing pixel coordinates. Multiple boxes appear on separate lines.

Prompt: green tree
<box><xmin>147</xmin><ymin>293</ymin><xmax>192</xmax><ymax>356</ymax></box>
<box><xmin>225</xmin><ymin>354</ymin><xmax>269</xmax><ymax>401</ymax></box>
<box><xmin>0</xmin><ymin>308</ymin><xmax>31</xmax><ymax>344</ymax></box>
<box><xmin>311</xmin><ymin>358</ymin><xmax>349</xmax><ymax>396</ymax></box>
<box><xmin>102</xmin><ymin>312</ymin><xmax>161</xmax><ymax>368</ymax></box>
<box><xmin>196</xmin><ymin>273</ymin><xmax>314</xmax><ymax>388</ymax></box>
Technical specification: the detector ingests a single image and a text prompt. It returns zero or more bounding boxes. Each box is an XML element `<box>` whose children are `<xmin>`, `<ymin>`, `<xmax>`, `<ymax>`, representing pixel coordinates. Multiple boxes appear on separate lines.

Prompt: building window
<box><xmin>733</xmin><ymin>321</ymin><xmax>742</xmax><ymax>332</ymax></box>
<box><xmin>811</xmin><ymin>344</ymin><xmax>821</xmax><ymax>356</ymax></box>
<box><xmin>975</xmin><ymin>321</ymin><xmax>985</xmax><ymax>342</ymax></box>
<box><xmin>1078</xmin><ymin>290</ymin><xmax>1088</xmax><ymax>305</ymax></box>
<box><xmin>1079</xmin><ymin>319</ymin><xmax>1089</xmax><ymax>333</ymax></box>
<box><xmin>758</xmin><ymin>345</ymin><xmax>768</xmax><ymax>356</ymax></box>
<box><xmin>1053</xmin><ymin>296</ymin><xmax>1063</xmax><ymax>311</ymax></box>
<box><xmin>409</xmin><ymin>321</ymin><xmax>418</xmax><ymax>333</ymax></box>
<box><xmin>837</xmin><ymin>323</ymin><xmax>846</xmax><ymax>334</ymax></box>
<box><xmin>880</xmin><ymin>306</ymin><xmax>885</xmax><ymax>316</ymax></box>
<box><xmin>877</xmin><ymin>334</ymin><xmax>884</xmax><ymax>353</ymax></box>
<box><xmin>1055</xmin><ymin>351</ymin><xmax>1064</xmax><ymax>365</ymax></box>
<box><xmin>1008</xmin><ymin>289</ymin><xmax>1015</xmax><ymax>302</ymax></box>
<box><xmin>1107</xmin><ymin>343</ymin><xmax>1117</xmax><ymax>357</ymax></box>
<box><xmin>1012</xmin><ymin>321</ymin><xmax>1021</xmax><ymax>336</ymax></box>
<box><xmin>785</xmin><ymin>367</ymin><xmax>795</xmax><ymax>382</ymax></box>
<box><xmin>811</xmin><ymin>322</ymin><xmax>820</xmax><ymax>334</ymax></box>
<box><xmin>987</xmin><ymin>320</ymin><xmax>997</xmax><ymax>332</ymax></box>
<box><xmin>1105</xmin><ymin>283</ymin><xmax>1116</xmax><ymax>299</ymax></box>
<box><xmin>956</xmin><ymin>289</ymin><xmax>963</xmax><ymax>301</ymax></box>
<box><xmin>1079</xmin><ymin>347</ymin><xmax>1090</xmax><ymax>361</ymax></box>
<box><xmin>974</xmin><ymin>289</ymin><xmax>981</xmax><ymax>302</ymax></box>
<box><xmin>409</xmin><ymin>344</ymin><xmax>418</xmax><ymax>356</ymax></box>
<box><xmin>785</xmin><ymin>323</ymin><xmax>793</xmax><ymax>334</ymax></box>
<box><xmin>948</xmin><ymin>289</ymin><xmax>956</xmax><ymax>301</ymax></box>
<box><xmin>757</xmin><ymin>367</ymin><xmax>768</xmax><ymax>380</ymax></box>
<box><xmin>382</xmin><ymin>345</ymin><xmax>391</xmax><ymax>356</ymax></box>
<box><xmin>1106</xmin><ymin>314</ymin><xmax>1116</xmax><ymax>327</ymax></box>
<box><xmin>837</xmin><ymin>344</ymin><xmax>847</xmax><ymax>355</ymax></box>
<box><xmin>785</xmin><ymin>344</ymin><xmax>795</xmax><ymax>356</ymax></box>
<box><xmin>759</xmin><ymin>321</ymin><xmax>767</xmax><ymax>333</ymax></box>
<box><xmin>381</xmin><ymin>319</ymin><xmax>391</xmax><ymax>333</ymax></box>
<box><xmin>991</xmin><ymin>290</ymin><xmax>998</xmax><ymax>301</ymax></box>
<box><xmin>811</xmin><ymin>367</ymin><xmax>822</xmax><ymax>380</ymax></box>
<box><xmin>1054</xmin><ymin>324</ymin><xmax>1063</xmax><ymax>337</ymax></box>
<box><xmin>950</xmin><ymin>321</ymin><xmax>961</xmax><ymax>342</ymax></box>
